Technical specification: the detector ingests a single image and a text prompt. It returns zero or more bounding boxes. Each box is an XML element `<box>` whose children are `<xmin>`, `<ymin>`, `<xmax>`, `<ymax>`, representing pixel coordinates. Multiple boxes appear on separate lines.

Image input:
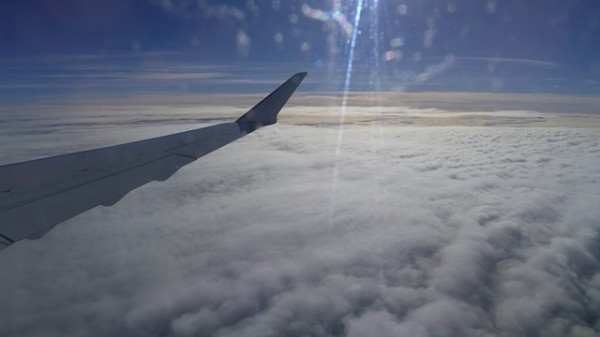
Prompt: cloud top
<box><xmin>1</xmin><ymin>113</ymin><xmax>600</xmax><ymax>337</ymax></box>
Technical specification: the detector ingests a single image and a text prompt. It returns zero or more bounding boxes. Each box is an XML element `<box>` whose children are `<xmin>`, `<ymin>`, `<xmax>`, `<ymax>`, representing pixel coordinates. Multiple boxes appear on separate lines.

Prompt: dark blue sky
<box><xmin>1</xmin><ymin>0</ymin><xmax>599</xmax><ymax>99</ymax></box>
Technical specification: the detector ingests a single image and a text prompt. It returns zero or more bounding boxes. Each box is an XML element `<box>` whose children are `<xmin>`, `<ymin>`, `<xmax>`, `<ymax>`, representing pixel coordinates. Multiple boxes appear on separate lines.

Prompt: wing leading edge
<box><xmin>0</xmin><ymin>72</ymin><xmax>307</xmax><ymax>251</ymax></box>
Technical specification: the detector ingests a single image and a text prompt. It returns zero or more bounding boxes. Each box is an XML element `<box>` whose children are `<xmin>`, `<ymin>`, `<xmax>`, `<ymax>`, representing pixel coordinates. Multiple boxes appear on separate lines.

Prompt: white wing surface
<box><xmin>0</xmin><ymin>72</ymin><xmax>307</xmax><ymax>251</ymax></box>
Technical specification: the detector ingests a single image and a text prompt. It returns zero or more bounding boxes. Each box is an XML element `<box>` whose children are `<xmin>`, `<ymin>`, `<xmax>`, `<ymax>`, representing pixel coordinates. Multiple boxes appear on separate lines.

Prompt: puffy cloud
<box><xmin>1</xmin><ymin>104</ymin><xmax>599</xmax><ymax>337</ymax></box>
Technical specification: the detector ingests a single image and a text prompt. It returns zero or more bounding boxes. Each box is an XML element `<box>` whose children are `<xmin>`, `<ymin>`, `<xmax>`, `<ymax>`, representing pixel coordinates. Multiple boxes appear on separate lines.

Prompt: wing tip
<box><xmin>236</xmin><ymin>72</ymin><xmax>307</xmax><ymax>134</ymax></box>
<box><xmin>292</xmin><ymin>72</ymin><xmax>308</xmax><ymax>82</ymax></box>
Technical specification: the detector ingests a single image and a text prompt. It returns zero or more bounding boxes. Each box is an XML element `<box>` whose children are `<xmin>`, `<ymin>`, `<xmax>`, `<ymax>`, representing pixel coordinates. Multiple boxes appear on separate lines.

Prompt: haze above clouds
<box><xmin>1</xmin><ymin>96</ymin><xmax>600</xmax><ymax>337</ymax></box>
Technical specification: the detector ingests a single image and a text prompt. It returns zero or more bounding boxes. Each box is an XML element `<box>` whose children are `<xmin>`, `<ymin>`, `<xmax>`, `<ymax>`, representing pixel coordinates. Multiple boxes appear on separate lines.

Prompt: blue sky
<box><xmin>1</xmin><ymin>0</ymin><xmax>599</xmax><ymax>101</ymax></box>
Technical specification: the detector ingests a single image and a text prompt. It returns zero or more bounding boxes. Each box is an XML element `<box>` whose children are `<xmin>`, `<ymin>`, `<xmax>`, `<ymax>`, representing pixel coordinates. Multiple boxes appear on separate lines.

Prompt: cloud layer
<box><xmin>1</xmin><ymin>107</ymin><xmax>600</xmax><ymax>336</ymax></box>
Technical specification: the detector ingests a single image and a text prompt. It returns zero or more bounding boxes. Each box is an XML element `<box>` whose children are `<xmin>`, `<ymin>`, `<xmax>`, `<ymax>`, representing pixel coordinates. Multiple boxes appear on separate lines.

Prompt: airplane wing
<box><xmin>0</xmin><ymin>72</ymin><xmax>307</xmax><ymax>251</ymax></box>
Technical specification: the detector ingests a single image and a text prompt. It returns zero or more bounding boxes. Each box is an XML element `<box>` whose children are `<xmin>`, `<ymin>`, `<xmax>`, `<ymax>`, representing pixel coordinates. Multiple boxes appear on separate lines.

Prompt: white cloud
<box><xmin>1</xmin><ymin>105</ymin><xmax>599</xmax><ymax>336</ymax></box>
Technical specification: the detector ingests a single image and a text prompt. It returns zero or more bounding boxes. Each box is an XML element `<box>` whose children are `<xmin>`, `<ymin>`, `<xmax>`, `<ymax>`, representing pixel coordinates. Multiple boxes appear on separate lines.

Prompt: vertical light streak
<box><xmin>342</xmin><ymin>0</ymin><xmax>364</xmax><ymax>100</ymax></box>
<box><xmin>330</xmin><ymin>0</ymin><xmax>364</xmax><ymax>219</ymax></box>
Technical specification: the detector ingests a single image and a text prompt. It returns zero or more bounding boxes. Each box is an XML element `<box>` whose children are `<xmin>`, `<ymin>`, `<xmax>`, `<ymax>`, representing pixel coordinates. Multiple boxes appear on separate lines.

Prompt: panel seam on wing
<box><xmin>0</xmin><ymin>153</ymin><xmax>177</xmax><ymax>212</ymax></box>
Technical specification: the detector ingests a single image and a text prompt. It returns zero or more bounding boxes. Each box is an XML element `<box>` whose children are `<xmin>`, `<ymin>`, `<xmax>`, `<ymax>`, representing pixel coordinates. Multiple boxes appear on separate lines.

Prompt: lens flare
<box><xmin>329</xmin><ymin>0</ymin><xmax>368</xmax><ymax>218</ymax></box>
<box><xmin>301</xmin><ymin>1</ymin><xmax>354</xmax><ymax>37</ymax></box>
<box><xmin>306</xmin><ymin>1</ymin><xmax>454</xmax><ymax>218</ymax></box>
